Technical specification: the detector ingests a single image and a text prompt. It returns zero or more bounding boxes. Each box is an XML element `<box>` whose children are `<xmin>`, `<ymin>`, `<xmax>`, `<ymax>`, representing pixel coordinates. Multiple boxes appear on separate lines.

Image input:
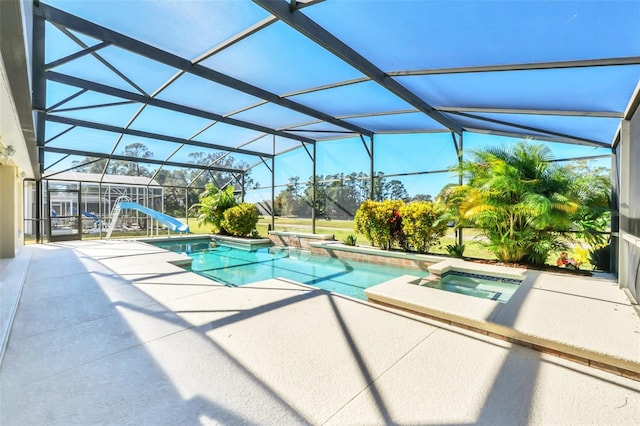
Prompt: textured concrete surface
<box><xmin>0</xmin><ymin>247</ymin><xmax>31</xmax><ymax>365</ymax></box>
<box><xmin>366</xmin><ymin>262</ymin><xmax>640</xmax><ymax>374</ymax></box>
<box><xmin>1</xmin><ymin>240</ymin><xmax>639</xmax><ymax>425</ymax></box>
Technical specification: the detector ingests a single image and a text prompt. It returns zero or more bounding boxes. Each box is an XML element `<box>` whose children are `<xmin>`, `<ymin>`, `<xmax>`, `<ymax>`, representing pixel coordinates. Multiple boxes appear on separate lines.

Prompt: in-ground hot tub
<box><xmin>416</xmin><ymin>268</ymin><xmax>523</xmax><ymax>303</ymax></box>
<box><xmin>364</xmin><ymin>258</ymin><xmax>527</xmax><ymax>323</ymax></box>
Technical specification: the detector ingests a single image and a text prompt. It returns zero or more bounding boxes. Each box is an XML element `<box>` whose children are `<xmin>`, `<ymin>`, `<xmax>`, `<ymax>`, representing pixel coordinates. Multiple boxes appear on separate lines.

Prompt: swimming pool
<box><xmin>422</xmin><ymin>271</ymin><xmax>521</xmax><ymax>303</ymax></box>
<box><xmin>152</xmin><ymin>239</ymin><xmax>430</xmax><ymax>300</ymax></box>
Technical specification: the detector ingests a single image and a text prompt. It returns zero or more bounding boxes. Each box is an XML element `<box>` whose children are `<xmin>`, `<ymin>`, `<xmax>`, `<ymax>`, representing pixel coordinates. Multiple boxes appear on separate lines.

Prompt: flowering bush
<box><xmin>355</xmin><ymin>199</ymin><xmax>449</xmax><ymax>252</ymax></box>
<box><xmin>399</xmin><ymin>201</ymin><xmax>448</xmax><ymax>253</ymax></box>
<box><xmin>354</xmin><ymin>199</ymin><xmax>405</xmax><ymax>250</ymax></box>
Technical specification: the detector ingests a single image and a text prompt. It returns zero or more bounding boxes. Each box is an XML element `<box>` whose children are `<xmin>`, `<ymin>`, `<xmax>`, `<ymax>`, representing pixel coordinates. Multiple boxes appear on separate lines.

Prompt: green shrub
<box><xmin>354</xmin><ymin>199</ymin><xmax>405</xmax><ymax>250</ymax></box>
<box><xmin>343</xmin><ymin>234</ymin><xmax>357</xmax><ymax>246</ymax></box>
<box><xmin>589</xmin><ymin>244</ymin><xmax>611</xmax><ymax>271</ymax></box>
<box><xmin>446</xmin><ymin>243</ymin><xmax>466</xmax><ymax>258</ymax></box>
<box><xmin>221</xmin><ymin>203</ymin><xmax>259</xmax><ymax>237</ymax></box>
<box><xmin>399</xmin><ymin>201</ymin><xmax>448</xmax><ymax>253</ymax></box>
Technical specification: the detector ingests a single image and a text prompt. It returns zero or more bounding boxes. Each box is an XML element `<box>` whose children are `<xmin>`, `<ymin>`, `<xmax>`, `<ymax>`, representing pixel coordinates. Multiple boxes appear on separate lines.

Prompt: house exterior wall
<box><xmin>0</xmin><ymin>165</ymin><xmax>23</xmax><ymax>258</ymax></box>
<box><xmin>0</xmin><ymin>0</ymin><xmax>32</xmax><ymax>257</ymax></box>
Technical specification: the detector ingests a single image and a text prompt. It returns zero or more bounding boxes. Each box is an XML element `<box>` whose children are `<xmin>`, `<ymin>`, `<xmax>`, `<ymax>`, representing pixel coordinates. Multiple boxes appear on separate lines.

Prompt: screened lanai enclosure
<box><xmin>6</xmin><ymin>1</ymin><xmax>638</xmax><ymax>295</ymax></box>
<box><xmin>24</xmin><ymin>172</ymin><xmax>164</xmax><ymax>241</ymax></box>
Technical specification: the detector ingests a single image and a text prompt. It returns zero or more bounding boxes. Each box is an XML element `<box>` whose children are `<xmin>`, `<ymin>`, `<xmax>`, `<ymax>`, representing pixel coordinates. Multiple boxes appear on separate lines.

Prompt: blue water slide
<box><xmin>119</xmin><ymin>202</ymin><xmax>190</xmax><ymax>233</ymax></box>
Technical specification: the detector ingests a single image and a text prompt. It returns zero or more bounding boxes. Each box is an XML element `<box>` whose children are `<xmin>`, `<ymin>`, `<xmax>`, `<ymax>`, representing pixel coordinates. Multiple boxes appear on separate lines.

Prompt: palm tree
<box><xmin>453</xmin><ymin>142</ymin><xmax>579</xmax><ymax>264</ymax></box>
<box><xmin>563</xmin><ymin>161</ymin><xmax>611</xmax><ymax>247</ymax></box>
<box><xmin>196</xmin><ymin>184</ymin><xmax>237</xmax><ymax>234</ymax></box>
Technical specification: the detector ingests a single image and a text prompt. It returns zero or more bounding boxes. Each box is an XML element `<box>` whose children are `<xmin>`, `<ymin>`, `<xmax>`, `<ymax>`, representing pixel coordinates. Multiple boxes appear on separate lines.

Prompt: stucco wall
<box><xmin>0</xmin><ymin>165</ymin><xmax>20</xmax><ymax>258</ymax></box>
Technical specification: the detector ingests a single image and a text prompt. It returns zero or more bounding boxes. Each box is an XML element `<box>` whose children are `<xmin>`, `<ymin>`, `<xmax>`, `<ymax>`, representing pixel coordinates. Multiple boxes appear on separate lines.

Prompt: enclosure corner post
<box><xmin>271</xmin><ymin>135</ymin><xmax>275</xmax><ymax>233</ymax></box>
<box><xmin>312</xmin><ymin>141</ymin><xmax>317</xmax><ymax>234</ymax></box>
<box><xmin>456</xmin><ymin>132</ymin><xmax>464</xmax><ymax>247</ymax></box>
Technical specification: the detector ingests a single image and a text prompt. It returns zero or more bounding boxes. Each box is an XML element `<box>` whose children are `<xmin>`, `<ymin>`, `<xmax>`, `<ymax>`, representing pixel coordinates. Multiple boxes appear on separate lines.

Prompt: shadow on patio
<box><xmin>1</xmin><ymin>241</ymin><xmax>638</xmax><ymax>425</ymax></box>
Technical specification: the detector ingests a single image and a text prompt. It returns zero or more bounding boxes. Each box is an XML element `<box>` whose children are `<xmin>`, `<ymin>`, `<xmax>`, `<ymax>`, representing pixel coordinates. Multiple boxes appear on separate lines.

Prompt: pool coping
<box><xmin>137</xmin><ymin>234</ymin><xmax>212</xmax><ymax>243</ymax></box>
<box><xmin>211</xmin><ymin>235</ymin><xmax>273</xmax><ymax>251</ymax></box>
<box><xmin>427</xmin><ymin>258</ymin><xmax>527</xmax><ymax>280</ymax></box>
<box><xmin>309</xmin><ymin>241</ymin><xmax>443</xmax><ymax>263</ymax></box>
<box><xmin>138</xmin><ymin>234</ymin><xmax>273</xmax><ymax>251</ymax></box>
<box><xmin>365</xmin><ymin>260</ymin><xmax>640</xmax><ymax>379</ymax></box>
<box><xmin>268</xmin><ymin>230</ymin><xmax>335</xmax><ymax>240</ymax></box>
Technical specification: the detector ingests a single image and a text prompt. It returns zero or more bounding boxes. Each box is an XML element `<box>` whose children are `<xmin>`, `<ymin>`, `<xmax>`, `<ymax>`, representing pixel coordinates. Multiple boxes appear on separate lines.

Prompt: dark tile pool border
<box><xmin>442</xmin><ymin>270</ymin><xmax>523</xmax><ymax>285</ymax></box>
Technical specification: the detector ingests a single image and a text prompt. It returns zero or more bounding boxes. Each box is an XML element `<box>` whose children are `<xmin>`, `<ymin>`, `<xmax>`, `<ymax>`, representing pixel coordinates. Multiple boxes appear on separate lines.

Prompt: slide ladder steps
<box><xmin>105</xmin><ymin>203</ymin><xmax>122</xmax><ymax>240</ymax></box>
<box><xmin>105</xmin><ymin>196</ymin><xmax>131</xmax><ymax>240</ymax></box>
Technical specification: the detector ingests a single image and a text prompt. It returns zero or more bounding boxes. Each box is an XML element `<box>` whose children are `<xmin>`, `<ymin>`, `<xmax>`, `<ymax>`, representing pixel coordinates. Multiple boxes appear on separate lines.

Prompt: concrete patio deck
<box><xmin>365</xmin><ymin>259</ymin><xmax>640</xmax><ymax>377</ymax></box>
<box><xmin>1</xmin><ymin>240</ymin><xmax>639</xmax><ymax>425</ymax></box>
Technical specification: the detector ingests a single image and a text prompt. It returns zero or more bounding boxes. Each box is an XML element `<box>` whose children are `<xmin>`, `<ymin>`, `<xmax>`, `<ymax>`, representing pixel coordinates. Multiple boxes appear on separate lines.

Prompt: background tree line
<box><xmin>274</xmin><ymin>172</ymin><xmax>431</xmax><ymax>220</ymax></box>
<box><xmin>69</xmin><ymin>142</ymin><xmax>431</xmax><ymax>221</ymax></box>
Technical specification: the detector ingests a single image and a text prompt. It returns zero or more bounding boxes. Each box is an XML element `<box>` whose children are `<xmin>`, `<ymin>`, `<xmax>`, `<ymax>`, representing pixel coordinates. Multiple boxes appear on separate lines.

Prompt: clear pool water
<box><xmin>422</xmin><ymin>271</ymin><xmax>520</xmax><ymax>303</ymax></box>
<box><xmin>152</xmin><ymin>239</ymin><xmax>429</xmax><ymax>300</ymax></box>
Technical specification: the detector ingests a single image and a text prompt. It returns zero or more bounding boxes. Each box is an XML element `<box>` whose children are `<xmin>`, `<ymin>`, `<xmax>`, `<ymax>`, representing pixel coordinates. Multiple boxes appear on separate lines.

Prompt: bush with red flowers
<box><xmin>355</xmin><ymin>199</ymin><xmax>448</xmax><ymax>252</ymax></box>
